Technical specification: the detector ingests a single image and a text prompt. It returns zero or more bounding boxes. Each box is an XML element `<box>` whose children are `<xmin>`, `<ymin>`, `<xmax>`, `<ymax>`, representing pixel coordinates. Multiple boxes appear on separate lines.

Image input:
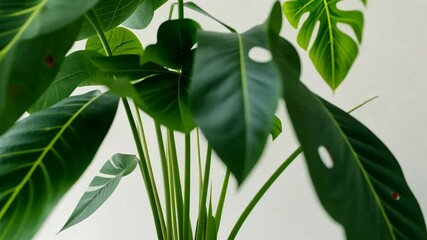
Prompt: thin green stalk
<box><xmin>155</xmin><ymin>123</ymin><xmax>173</xmax><ymax>240</ymax></box>
<box><xmin>168</xmin><ymin>140</ymin><xmax>179</xmax><ymax>240</ymax></box>
<box><xmin>227</xmin><ymin>147</ymin><xmax>303</xmax><ymax>240</ymax></box>
<box><xmin>196</xmin><ymin>128</ymin><xmax>203</xmax><ymax>201</ymax></box>
<box><xmin>183</xmin><ymin>134</ymin><xmax>191</xmax><ymax>240</ymax></box>
<box><xmin>178</xmin><ymin>0</ymin><xmax>184</xmax><ymax>19</ymax></box>
<box><xmin>215</xmin><ymin>169</ymin><xmax>230</xmax><ymax>230</ymax></box>
<box><xmin>196</xmin><ymin>145</ymin><xmax>213</xmax><ymax>240</ymax></box>
<box><xmin>168</xmin><ymin>129</ymin><xmax>184</xmax><ymax>240</ymax></box>
<box><xmin>85</xmin><ymin>10</ymin><xmax>165</xmax><ymax>239</ymax></box>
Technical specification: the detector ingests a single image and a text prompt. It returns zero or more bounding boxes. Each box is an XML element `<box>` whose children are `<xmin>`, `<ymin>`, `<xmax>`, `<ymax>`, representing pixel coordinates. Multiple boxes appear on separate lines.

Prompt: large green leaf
<box><xmin>0</xmin><ymin>91</ymin><xmax>119</xmax><ymax>240</ymax></box>
<box><xmin>0</xmin><ymin>20</ymin><xmax>82</xmax><ymax>135</ymax></box>
<box><xmin>122</xmin><ymin>0</ymin><xmax>167</xmax><ymax>29</ymax></box>
<box><xmin>190</xmin><ymin>17</ymin><xmax>280</xmax><ymax>183</ymax></box>
<box><xmin>86</xmin><ymin>27</ymin><xmax>144</xmax><ymax>56</ymax></box>
<box><xmin>269</xmin><ymin>4</ymin><xmax>427</xmax><ymax>238</ymax></box>
<box><xmin>78</xmin><ymin>0</ymin><xmax>143</xmax><ymax>40</ymax></box>
<box><xmin>61</xmin><ymin>153</ymin><xmax>138</xmax><ymax>232</ymax></box>
<box><xmin>282</xmin><ymin>0</ymin><xmax>364</xmax><ymax>89</ymax></box>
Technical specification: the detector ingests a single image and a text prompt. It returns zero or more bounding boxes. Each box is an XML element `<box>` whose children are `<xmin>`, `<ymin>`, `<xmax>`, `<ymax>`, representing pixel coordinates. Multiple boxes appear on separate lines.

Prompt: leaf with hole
<box><xmin>86</xmin><ymin>27</ymin><xmax>144</xmax><ymax>56</ymax></box>
<box><xmin>0</xmin><ymin>91</ymin><xmax>119</xmax><ymax>239</ymax></box>
<box><xmin>282</xmin><ymin>0</ymin><xmax>365</xmax><ymax>89</ymax></box>
<box><xmin>61</xmin><ymin>153</ymin><xmax>138</xmax><ymax>231</ymax></box>
<box><xmin>190</xmin><ymin>13</ymin><xmax>281</xmax><ymax>183</ymax></box>
<box><xmin>270</xmin><ymin>10</ymin><xmax>427</xmax><ymax>237</ymax></box>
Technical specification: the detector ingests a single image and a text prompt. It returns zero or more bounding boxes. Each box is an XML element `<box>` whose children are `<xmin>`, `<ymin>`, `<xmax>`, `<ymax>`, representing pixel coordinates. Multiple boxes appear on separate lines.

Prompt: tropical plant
<box><xmin>0</xmin><ymin>0</ymin><xmax>426</xmax><ymax>239</ymax></box>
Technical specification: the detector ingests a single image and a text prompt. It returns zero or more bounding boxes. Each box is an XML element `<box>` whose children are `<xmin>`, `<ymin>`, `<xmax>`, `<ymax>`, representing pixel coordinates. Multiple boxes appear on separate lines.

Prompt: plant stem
<box><xmin>227</xmin><ymin>147</ymin><xmax>303</xmax><ymax>240</ymax></box>
<box><xmin>178</xmin><ymin>0</ymin><xmax>184</xmax><ymax>19</ymax></box>
<box><xmin>196</xmin><ymin>145</ymin><xmax>213</xmax><ymax>240</ymax></box>
<box><xmin>215</xmin><ymin>169</ymin><xmax>230</xmax><ymax>230</ymax></box>
<box><xmin>196</xmin><ymin>128</ymin><xmax>203</xmax><ymax>199</ymax></box>
<box><xmin>183</xmin><ymin>134</ymin><xmax>191</xmax><ymax>240</ymax></box>
<box><xmin>85</xmin><ymin>10</ymin><xmax>165</xmax><ymax>239</ymax></box>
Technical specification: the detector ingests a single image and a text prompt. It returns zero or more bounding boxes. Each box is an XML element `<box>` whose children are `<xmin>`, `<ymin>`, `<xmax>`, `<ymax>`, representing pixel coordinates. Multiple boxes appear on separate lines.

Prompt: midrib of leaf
<box><xmin>0</xmin><ymin>0</ymin><xmax>48</xmax><ymax>60</ymax></box>
<box><xmin>237</xmin><ymin>33</ymin><xmax>249</xmax><ymax>171</ymax></box>
<box><xmin>322</xmin><ymin>0</ymin><xmax>336</xmax><ymax>88</ymax></box>
<box><xmin>316</xmin><ymin>97</ymin><xmax>397</xmax><ymax>240</ymax></box>
<box><xmin>293</xmin><ymin>0</ymin><xmax>315</xmax><ymax>16</ymax></box>
<box><xmin>0</xmin><ymin>94</ymin><xmax>102</xmax><ymax>220</ymax></box>
<box><xmin>177</xmin><ymin>71</ymin><xmax>185</xmax><ymax>129</ymax></box>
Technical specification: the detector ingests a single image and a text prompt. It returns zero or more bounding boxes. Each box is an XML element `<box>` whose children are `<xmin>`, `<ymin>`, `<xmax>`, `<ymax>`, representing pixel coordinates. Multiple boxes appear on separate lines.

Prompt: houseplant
<box><xmin>2</xmin><ymin>2</ymin><xmax>425</xmax><ymax>239</ymax></box>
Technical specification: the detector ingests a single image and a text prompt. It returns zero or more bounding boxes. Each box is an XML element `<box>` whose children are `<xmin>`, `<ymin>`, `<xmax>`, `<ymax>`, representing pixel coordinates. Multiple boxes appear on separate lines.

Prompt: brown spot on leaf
<box><xmin>45</xmin><ymin>55</ymin><xmax>54</xmax><ymax>68</ymax></box>
<box><xmin>391</xmin><ymin>191</ymin><xmax>400</xmax><ymax>201</ymax></box>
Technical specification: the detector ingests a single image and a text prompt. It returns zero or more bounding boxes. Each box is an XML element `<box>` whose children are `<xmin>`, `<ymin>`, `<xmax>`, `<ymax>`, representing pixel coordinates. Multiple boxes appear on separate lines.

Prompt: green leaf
<box><xmin>61</xmin><ymin>153</ymin><xmax>138</xmax><ymax>232</ymax></box>
<box><xmin>270</xmin><ymin>115</ymin><xmax>282</xmax><ymax>141</ymax></box>
<box><xmin>282</xmin><ymin>0</ymin><xmax>364</xmax><ymax>89</ymax></box>
<box><xmin>0</xmin><ymin>19</ymin><xmax>82</xmax><ymax>134</ymax></box>
<box><xmin>122</xmin><ymin>0</ymin><xmax>155</xmax><ymax>29</ymax></box>
<box><xmin>78</xmin><ymin>0</ymin><xmax>143</xmax><ymax>40</ymax></box>
<box><xmin>190</xmin><ymin>19</ymin><xmax>280</xmax><ymax>184</ymax></box>
<box><xmin>182</xmin><ymin>2</ymin><xmax>236</xmax><ymax>33</ymax></box>
<box><xmin>86</xmin><ymin>27</ymin><xmax>144</xmax><ymax>56</ymax></box>
<box><xmin>141</xmin><ymin>19</ymin><xmax>201</xmax><ymax>71</ymax></box>
<box><xmin>0</xmin><ymin>91</ymin><xmax>119</xmax><ymax>240</ymax></box>
<box><xmin>269</xmin><ymin>6</ymin><xmax>427</xmax><ymax>239</ymax></box>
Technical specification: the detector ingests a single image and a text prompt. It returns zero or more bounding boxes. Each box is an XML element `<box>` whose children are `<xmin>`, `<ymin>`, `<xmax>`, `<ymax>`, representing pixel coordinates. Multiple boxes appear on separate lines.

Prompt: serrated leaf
<box><xmin>86</xmin><ymin>27</ymin><xmax>143</xmax><ymax>56</ymax></box>
<box><xmin>269</xmin><ymin>4</ymin><xmax>427</xmax><ymax>238</ymax></box>
<box><xmin>283</xmin><ymin>0</ymin><xmax>364</xmax><ymax>89</ymax></box>
<box><xmin>61</xmin><ymin>153</ymin><xmax>138</xmax><ymax>231</ymax></box>
<box><xmin>190</xmin><ymin>18</ymin><xmax>280</xmax><ymax>184</ymax></box>
<box><xmin>0</xmin><ymin>91</ymin><xmax>119</xmax><ymax>240</ymax></box>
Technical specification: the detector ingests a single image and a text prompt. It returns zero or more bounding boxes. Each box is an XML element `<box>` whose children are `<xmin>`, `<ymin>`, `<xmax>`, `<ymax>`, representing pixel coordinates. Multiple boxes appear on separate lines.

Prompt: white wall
<box><xmin>35</xmin><ymin>0</ymin><xmax>427</xmax><ymax>239</ymax></box>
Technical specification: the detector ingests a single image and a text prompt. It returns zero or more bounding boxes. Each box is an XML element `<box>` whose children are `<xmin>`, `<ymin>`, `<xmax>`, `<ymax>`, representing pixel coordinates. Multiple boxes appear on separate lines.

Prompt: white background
<box><xmin>35</xmin><ymin>0</ymin><xmax>427</xmax><ymax>239</ymax></box>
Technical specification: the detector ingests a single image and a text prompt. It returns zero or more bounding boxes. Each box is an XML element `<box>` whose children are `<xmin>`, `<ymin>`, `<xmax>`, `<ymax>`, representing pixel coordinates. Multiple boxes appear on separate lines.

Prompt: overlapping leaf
<box><xmin>0</xmin><ymin>91</ymin><xmax>119</xmax><ymax>240</ymax></box>
<box><xmin>123</xmin><ymin>0</ymin><xmax>168</xmax><ymax>29</ymax></box>
<box><xmin>283</xmin><ymin>0</ymin><xmax>364</xmax><ymax>89</ymax></box>
<box><xmin>86</xmin><ymin>27</ymin><xmax>143</xmax><ymax>56</ymax></box>
<box><xmin>269</xmin><ymin>3</ymin><xmax>427</xmax><ymax>238</ymax></box>
<box><xmin>61</xmin><ymin>153</ymin><xmax>138</xmax><ymax>231</ymax></box>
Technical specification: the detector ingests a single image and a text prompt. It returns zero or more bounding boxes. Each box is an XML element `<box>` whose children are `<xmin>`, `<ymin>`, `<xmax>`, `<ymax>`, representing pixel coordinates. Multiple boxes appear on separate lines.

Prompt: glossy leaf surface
<box><xmin>190</xmin><ymin>18</ymin><xmax>280</xmax><ymax>183</ymax></box>
<box><xmin>283</xmin><ymin>0</ymin><xmax>364</xmax><ymax>89</ymax></box>
<box><xmin>61</xmin><ymin>154</ymin><xmax>138</xmax><ymax>231</ymax></box>
<box><xmin>86</xmin><ymin>27</ymin><xmax>143</xmax><ymax>56</ymax></box>
<box><xmin>0</xmin><ymin>91</ymin><xmax>119</xmax><ymax>239</ymax></box>
<box><xmin>269</xmin><ymin>6</ymin><xmax>427</xmax><ymax>238</ymax></box>
<box><xmin>0</xmin><ymin>20</ymin><xmax>82</xmax><ymax>134</ymax></box>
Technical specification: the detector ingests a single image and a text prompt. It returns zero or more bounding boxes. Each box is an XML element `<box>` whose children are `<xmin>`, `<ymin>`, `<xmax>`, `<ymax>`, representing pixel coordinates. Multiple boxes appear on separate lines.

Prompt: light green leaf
<box><xmin>0</xmin><ymin>91</ymin><xmax>119</xmax><ymax>240</ymax></box>
<box><xmin>86</xmin><ymin>27</ymin><xmax>144</xmax><ymax>56</ymax></box>
<box><xmin>282</xmin><ymin>0</ymin><xmax>364</xmax><ymax>89</ymax></box>
<box><xmin>270</xmin><ymin>115</ymin><xmax>282</xmax><ymax>141</ymax></box>
<box><xmin>190</xmin><ymin>20</ymin><xmax>280</xmax><ymax>183</ymax></box>
<box><xmin>0</xmin><ymin>19</ymin><xmax>82</xmax><ymax>135</ymax></box>
<box><xmin>61</xmin><ymin>153</ymin><xmax>138</xmax><ymax>232</ymax></box>
<box><xmin>269</xmin><ymin>5</ymin><xmax>427</xmax><ymax>238</ymax></box>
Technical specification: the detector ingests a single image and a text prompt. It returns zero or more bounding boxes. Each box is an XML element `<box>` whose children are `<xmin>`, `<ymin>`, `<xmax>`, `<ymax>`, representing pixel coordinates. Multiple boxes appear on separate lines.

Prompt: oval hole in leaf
<box><xmin>248</xmin><ymin>46</ymin><xmax>272</xmax><ymax>63</ymax></box>
<box><xmin>191</xmin><ymin>43</ymin><xmax>198</xmax><ymax>50</ymax></box>
<box><xmin>318</xmin><ymin>145</ymin><xmax>334</xmax><ymax>169</ymax></box>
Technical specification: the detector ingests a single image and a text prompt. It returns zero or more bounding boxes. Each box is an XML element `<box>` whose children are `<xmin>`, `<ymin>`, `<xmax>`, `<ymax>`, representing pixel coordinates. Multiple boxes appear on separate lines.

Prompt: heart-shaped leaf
<box><xmin>269</xmin><ymin>6</ymin><xmax>427</xmax><ymax>238</ymax></box>
<box><xmin>283</xmin><ymin>0</ymin><xmax>364</xmax><ymax>89</ymax></box>
<box><xmin>61</xmin><ymin>153</ymin><xmax>138</xmax><ymax>232</ymax></box>
<box><xmin>0</xmin><ymin>20</ymin><xmax>82</xmax><ymax>135</ymax></box>
<box><xmin>86</xmin><ymin>27</ymin><xmax>144</xmax><ymax>56</ymax></box>
<box><xmin>0</xmin><ymin>91</ymin><xmax>119</xmax><ymax>240</ymax></box>
<box><xmin>190</xmin><ymin>18</ymin><xmax>280</xmax><ymax>183</ymax></box>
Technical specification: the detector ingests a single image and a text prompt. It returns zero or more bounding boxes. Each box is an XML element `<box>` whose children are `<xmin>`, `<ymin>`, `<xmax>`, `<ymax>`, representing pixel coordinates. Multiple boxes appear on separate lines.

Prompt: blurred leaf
<box><xmin>270</xmin><ymin>115</ymin><xmax>282</xmax><ymax>141</ymax></box>
<box><xmin>190</xmin><ymin>19</ymin><xmax>280</xmax><ymax>184</ymax></box>
<box><xmin>0</xmin><ymin>91</ymin><xmax>119</xmax><ymax>239</ymax></box>
<box><xmin>283</xmin><ymin>0</ymin><xmax>364</xmax><ymax>89</ymax></box>
<box><xmin>61</xmin><ymin>153</ymin><xmax>138</xmax><ymax>231</ymax></box>
<box><xmin>182</xmin><ymin>2</ymin><xmax>236</xmax><ymax>32</ymax></box>
<box><xmin>0</xmin><ymin>19</ymin><xmax>82</xmax><ymax>134</ymax></box>
<box><xmin>86</xmin><ymin>27</ymin><xmax>143</xmax><ymax>56</ymax></box>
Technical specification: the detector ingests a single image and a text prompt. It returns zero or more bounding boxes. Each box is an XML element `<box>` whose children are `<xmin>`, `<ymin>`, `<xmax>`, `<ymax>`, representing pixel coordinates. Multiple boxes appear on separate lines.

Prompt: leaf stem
<box><xmin>178</xmin><ymin>0</ymin><xmax>184</xmax><ymax>19</ymax></box>
<box><xmin>215</xmin><ymin>168</ymin><xmax>230</xmax><ymax>230</ymax></box>
<box><xmin>196</xmin><ymin>145</ymin><xmax>213</xmax><ymax>240</ymax></box>
<box><xmin>183</xmin><ymin>134</ymin><xmax>191</xmax><ymax>240</ymax></box>
<box><xmin>227</xmin><ymin>147</ymin><xmax>303</xmax><ymax>240</ymax></box>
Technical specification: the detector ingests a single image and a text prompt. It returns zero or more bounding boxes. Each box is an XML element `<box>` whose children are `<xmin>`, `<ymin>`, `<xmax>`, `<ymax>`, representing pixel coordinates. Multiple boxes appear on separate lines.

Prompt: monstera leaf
<box><xmin>0</xmin><ymin>91</ymin><xmax>119</xmax><ymax>240</ymax></box>
<box><xmin>61</xmin><ymin>154</ymin><xmax>138</xmax><ymax>231</ymax></box>
<box><xmin>268</xmin><ymin>3</ymin><xmax>427</xmax><ymax>238</ymax></box>
<box><xmin>282</xmin><ymin>0</ymin><xmax>364</xmax><ymax>89</ymax></box>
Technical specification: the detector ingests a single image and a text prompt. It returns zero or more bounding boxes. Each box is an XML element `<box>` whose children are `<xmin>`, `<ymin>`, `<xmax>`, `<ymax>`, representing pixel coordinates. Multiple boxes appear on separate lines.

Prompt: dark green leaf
<box><xmin>270</xmin><ymin>115</ymin><xmax>282</xmax><ymax>141</ymax></box>
<box><xmin>282</xmin><ymin>0</ymin><xmax>364</xmax><ymax>89</ymax></box>
<box><xmin>141</xmin><ymin>19</ymin><xmax>201</xmax><ymax>71</ymax></box>
<box><xmin>0</xmin><ymin>19</ymin><xmax>82</xmax><ymax>134</ymax></box>
<box><xmin>122</xmin><ymin>0</ymin><xmax>168</xmax><ymax>29</ymax></box>
<box><xmin>190</xmin><ymin>18</ymin><xmax>280</xmax><ymax>184</ymax></box>
<box><xmin>86</xmin><ymin>27</ymin><xmax>144</xmax><ymax>56</ymax></box>
<box><xmin>0</xmin><ymin>91</ymin><xmax>119</xmax><ymax>239</ymax></box>
<box><xmin>182</xmin><ymin>2</ymin><xmax>236</xmax><ymax>33</ymax></box>
<box><xmin>269</xmin><ymin>4</ymin><xmax>427</xmax><ymax>238</ymax></box>
<box><xmin>61</xmin><ymin>153</ymin><xmax>138</xmax><ymax>231</ymax></box>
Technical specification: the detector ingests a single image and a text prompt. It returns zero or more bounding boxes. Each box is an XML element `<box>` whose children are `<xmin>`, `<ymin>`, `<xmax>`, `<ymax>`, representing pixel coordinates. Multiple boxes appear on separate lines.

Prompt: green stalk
<box><xmin>183</xmin><ymin>134</ymin><xmax>191</xmax><ymax>240</ymax></box>
<box><xmin>215</xmin><ymin>169</ymin><xmax>230</xmax><ymax>230</ymax></box>
<box><xmin>196</xmin><ymin>128</ymin><xmax>203</xmax><ymax>202</ymax></box>
<box><xmin>178</xmin><ymin>0</ymin><xmax>184</xmax><ymax>19</ymax></box>
<box><xmin>85</xmin><ymin>10</ymin><xmax>165</xmax><ymax>239</ymax></box>
<box><xmin>227</xmin><ymin>147</ymin><xmax>303</xmax><ymax>240</ymax></box>
<box><xmin>196</xmin><ymin>145</ymin><xmax>213</xmax><ymax>240</ymax></box>
<box><xmin>168</xmin><ymin>140</ymin><xmax>179</xmax><ymax>240</ymax></box>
